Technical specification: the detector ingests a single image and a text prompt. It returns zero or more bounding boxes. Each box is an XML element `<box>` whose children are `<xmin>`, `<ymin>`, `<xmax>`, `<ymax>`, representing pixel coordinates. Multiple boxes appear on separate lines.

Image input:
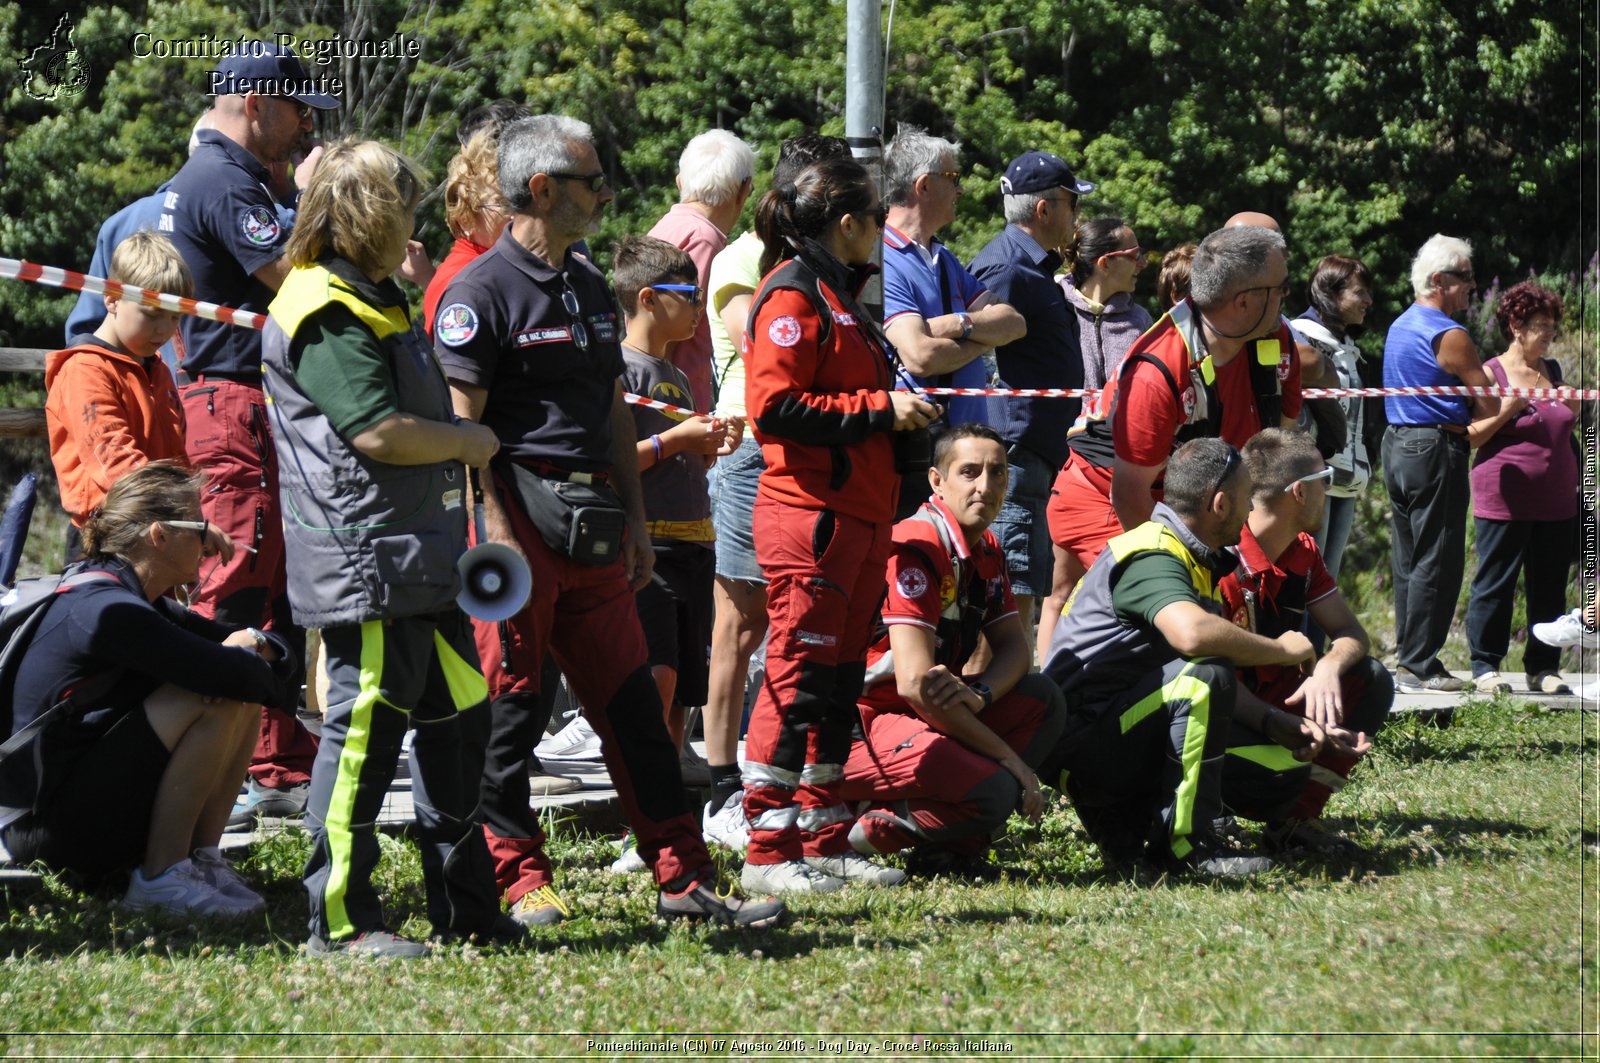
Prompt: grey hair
<box><xmin>1189</xmin><ymin>225</ymin><xmax>1287</xmax><ymax>309</ymax></box>
<box><xmin>1410</xmin><ymin>234</ymin><xmax>1473</xmax><ymax>299</ymax></box>
<box><xmin>1003</xmin><ymin>192</ymin><xmax>1047</xmax><ymax>225</ymax></box>
<box><xmin>677</xmin><ymin>129</ymin><xmax>755</xmax><ymax>206</ymax></box>
<box><xmin>499</xmin><ymin>114</ymin><xmax>594</xmax><ymax>213</ymax></box>
<box><xmin>884</xmin><ymin>125</ymin><xmax>959</xmax><ymax>207</ymax></box>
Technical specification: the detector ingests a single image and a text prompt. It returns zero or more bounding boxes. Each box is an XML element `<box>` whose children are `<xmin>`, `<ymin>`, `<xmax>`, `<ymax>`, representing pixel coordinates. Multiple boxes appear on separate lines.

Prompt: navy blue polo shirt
<box><xmin>434</xmin><ymin>228</ymin><xmax>625</xmax><ymax>473</ymax></box>
<box><xmin>968</xmin><ymin>223</ymin><xmax>1083</xmax><ymax>467</ymax></box>
<box><xmin>882</xmin><ymin>224</ymin><xmax>989</xmax><ymax>426</ymax></box>
<box><xmin>158</xmin><ymin>129</ymin><xmax>287</xmax><ymax>379</ymax></box>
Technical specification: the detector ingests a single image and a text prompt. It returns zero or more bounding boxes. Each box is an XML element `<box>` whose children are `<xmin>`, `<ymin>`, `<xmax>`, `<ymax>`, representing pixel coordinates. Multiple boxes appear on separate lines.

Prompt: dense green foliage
<box><xmin>1</xmin><ymin>0</ymin><xmax>1593</xmax><ymax>349</ymax></box>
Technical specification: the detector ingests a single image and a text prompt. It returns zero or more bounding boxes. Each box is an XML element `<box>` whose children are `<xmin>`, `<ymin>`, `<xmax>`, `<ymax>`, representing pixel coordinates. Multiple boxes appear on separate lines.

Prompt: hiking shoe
<box><xmin>123</xmin><ymin>859</ymin><xmax>257</xmax><ymax>916</ymax></box>
<box><xmin>702</xmin><ymin>792</ymin><xmax>751</xmax><ymax>852</ymax></box>
<box><xmin>1472</xmin><ymin>671</ymin><xmax>1512</xmax><ymax>695</ymax></box>
<box><xmin>902</xmin><ymin>846</ymin><xmax>1004</xmax><ymax>882</ymax></box>
<box><xmin>804</xmin><ymin>852</ymin><xmax>907</xmax><ymax>886</ymax></box>
<box><xmin>307</xmin><ymin>929</ymin><xmax>428</xmax><ymax>959</ymax></box>
<box><xmin>740</xmin><ymin>859</ymin><xmax>845</xmax><ymax>894</ymax></box>
<box><xmin>1533</xmin><ymin>609</ymin><xmax>1598</xmax><ymax>650</ymax></box>
<box><xmin>528</xmin><ymin>769</ymin><xmax>583</xmax><ymax>796</ymax></box>
<box><xmin>1396</xmin><ymin>668</ymin><xmax>1467</xmax><ymax>693</ymax></box>
<box><xmin>1187</xmin><ymin>849</ymin><xmax>1276</xmax><ymax>878</ymax></box>
<box><xmin>678</xmin><ymin>744</ymin><xmax>712</xmax><ymax>787</ymax></box>
<box><xmin>608</xmin><ymin>832</ymin><xmax>647</xmax><ymax>874</ymax></box>
<box><xmin>1263</xmin><ymin>818</ymin><xmax>1360</xmax><ymax>856</ymax></box>
<box><xmin>1527</xmin><ymin>671</ymin><xmax>1573</xmax><ymax>695</ymax></box>
<box><xmin>190</xmin><ymin>846</ymin><xmax>266</xmax><ymax>912</ymax></box>
<box><xmin>658</xmin><ymin>871</ymin><xmax>789</xmax><ymax>929</ymax></box>
<box><xmin>226</xmin><ymin>778</ymin><xmax>310</xmax><ymax>831</ymax></box>
<box><xmin>534</xmin><ymin>715</ymin><xmax>603</xmax><ymax>761</ymax></box>
<box><xmin>510</xmin><ymin>884</ymin><xmax>572</xmax><ymax>927</ymax></box>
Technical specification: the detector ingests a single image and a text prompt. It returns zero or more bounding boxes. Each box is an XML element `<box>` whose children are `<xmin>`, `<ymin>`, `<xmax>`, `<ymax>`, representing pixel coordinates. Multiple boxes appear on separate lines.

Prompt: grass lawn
<box><xmin>0</xmin><ymin>698</ymin><xmax>1594</xmax><ymax>1060</ymax></box>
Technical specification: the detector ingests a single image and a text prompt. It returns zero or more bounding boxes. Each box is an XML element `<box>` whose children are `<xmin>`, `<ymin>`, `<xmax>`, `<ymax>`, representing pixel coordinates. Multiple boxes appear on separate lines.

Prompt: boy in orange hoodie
<box><xmin>47</xmin><ymin>230</ymin><xmax>191</xmax><ymax>527</ymax></box>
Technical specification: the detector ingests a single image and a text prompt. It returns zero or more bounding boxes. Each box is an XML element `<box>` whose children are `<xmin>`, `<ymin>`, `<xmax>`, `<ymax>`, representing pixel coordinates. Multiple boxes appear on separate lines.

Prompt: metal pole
<box><xmin>846</xmin><ymin>0</ymin><xmax>884</xmax><ymax>308</ymax></box>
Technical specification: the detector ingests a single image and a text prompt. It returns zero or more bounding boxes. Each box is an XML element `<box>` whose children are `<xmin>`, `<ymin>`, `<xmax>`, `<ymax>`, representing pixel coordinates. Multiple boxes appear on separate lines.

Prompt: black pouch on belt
<box><xmin>504</xmin><ymin>462</ymin><xmax>627</xmax><ymax>565</ymax></box>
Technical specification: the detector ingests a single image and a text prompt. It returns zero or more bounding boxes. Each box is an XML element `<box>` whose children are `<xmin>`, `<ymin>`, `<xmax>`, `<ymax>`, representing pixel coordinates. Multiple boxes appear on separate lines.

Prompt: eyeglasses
<box><xmin>1240</xmin><ymin>279</ymin><xmax>1293</xmax><ymax>299</ymax></box>
<box><xmin>856</xmin><ymin>204</ymin><xmax>888</xmax><ymax>227</ymax></box>
<box><xmin>1283</xmin><ymin>465</ymin><xmax>1334</xmax><ymax>493</ymax></box>
<box><xmin>560</xmin><ymin>282</ymin><xmax>591</xmax><ymax>352</ymax></box>
<box><xmin>1100</xmin><ymin>245</ymin><xmax>1143</xmax><ymax>263</ymax></box>
<box><xmin>164</xmin><ymin>519</ymin><xmax>210</xmax><ymax>537</ymax></box>
<box><xmin>547</xmin><ymin>171</ymin><xmax>608</xmax><ymax>193</ymax></box>
<box><xmin>274</xmin><ymin>97</ymin><xmax>312</xmax><ymax>120</ymax></box>
<box><xmin>1042</xmin><ymin>194</ymin><xmax>1079</xmax><ymax>211</ymax></box>
<box><xmin>935</xmin><ymin>170</ymin><xmax>962</xmax><ymax>184</ymax></box>
<box><xmin>650</xmin><ymin>283</ymin><xmax>703</xmax><ymax>306</ymax></box>
<box><xmin>1210</xmin><ymin>447</ymin><xmax>1242</xmax><ymax>498</ymax></box>
<box><xmin>1439</xmin><ymin>268</ymin><xmax>1475</xmax><ymax>285</ymax></box>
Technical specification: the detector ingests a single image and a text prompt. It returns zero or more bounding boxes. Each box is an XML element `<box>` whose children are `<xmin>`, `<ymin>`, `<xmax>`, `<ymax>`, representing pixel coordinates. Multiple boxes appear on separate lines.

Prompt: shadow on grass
<box><xmin>1375</xmin><ymin>732</ymin><xmax>1597</xmax><ymax>766</ymax></box>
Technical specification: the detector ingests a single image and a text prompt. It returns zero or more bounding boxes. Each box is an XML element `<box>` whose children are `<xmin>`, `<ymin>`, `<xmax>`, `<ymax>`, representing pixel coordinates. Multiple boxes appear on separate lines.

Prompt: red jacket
<box><xmin>744</xmin><ymin>253</ymin><xmax>897</xmax><ymax>523</ymax></box>
<box><xmin>45</xmin><ymin>340</ymin><xmax>186</xmax><ymax>524</ymax></box>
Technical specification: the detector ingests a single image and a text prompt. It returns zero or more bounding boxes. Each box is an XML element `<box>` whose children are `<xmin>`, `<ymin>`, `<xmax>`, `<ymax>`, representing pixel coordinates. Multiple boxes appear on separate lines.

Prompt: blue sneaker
<box><xmin>226</xmin><ymin>778</ymin><xmax>310</xmax><ymax>831</ymax></box>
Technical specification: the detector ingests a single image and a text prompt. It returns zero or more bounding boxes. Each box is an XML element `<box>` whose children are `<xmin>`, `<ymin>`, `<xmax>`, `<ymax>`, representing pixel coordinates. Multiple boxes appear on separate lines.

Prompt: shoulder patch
<box><xmin>239</xmin><ymin>205</ymin><xmax>280</xmax><ymax>247</ymax></box>
<box><xmin>436</xmin><ymin>303</ymin><xmax>479</xmax><ymax>347</ymax></box>
<box><xmin>767</xmin><ymin>315</ymin><xmax>803</xmax><ymax>348</ymax></box>
<box><xmin>897</xmin><ymin>565</ymin><xmax>931</xmax><ymax>600</ymax></box>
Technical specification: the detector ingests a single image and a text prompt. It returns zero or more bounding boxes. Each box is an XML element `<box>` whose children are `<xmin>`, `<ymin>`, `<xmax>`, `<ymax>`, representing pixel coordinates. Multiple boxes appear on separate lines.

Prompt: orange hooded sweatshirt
<box><xmin>45</xmin><ymin>340</ymin><xmax>186</xmax><ymax>525</ymax></box>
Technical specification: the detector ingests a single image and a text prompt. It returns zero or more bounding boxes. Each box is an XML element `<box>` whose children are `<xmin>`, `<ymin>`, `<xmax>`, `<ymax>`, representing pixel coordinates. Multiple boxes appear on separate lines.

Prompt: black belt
<box><xmin>511</xmin><ymin>459</ymin><xmax>609</xmax><ymax>486</ymax></box>
<box><xmin>1392</xmin><ymin>422</ymin><xmax>1467</xmax><ymax>436</ymax></box>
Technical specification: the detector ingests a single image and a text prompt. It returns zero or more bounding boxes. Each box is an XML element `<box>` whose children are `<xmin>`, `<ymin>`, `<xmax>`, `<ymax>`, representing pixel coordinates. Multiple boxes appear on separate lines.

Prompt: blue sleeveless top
<box><xmin>1382</xmin><ymin>302</ymin><xmax>1470</xmax><ymax>426</ymax></box>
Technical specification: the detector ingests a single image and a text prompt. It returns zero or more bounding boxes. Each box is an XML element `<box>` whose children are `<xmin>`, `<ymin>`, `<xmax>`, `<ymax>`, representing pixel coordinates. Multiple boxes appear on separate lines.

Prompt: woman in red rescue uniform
<box><xmin>739</xmin><ymin>157</ymin><xmax>940</xmax><ymax>894</ymax></box>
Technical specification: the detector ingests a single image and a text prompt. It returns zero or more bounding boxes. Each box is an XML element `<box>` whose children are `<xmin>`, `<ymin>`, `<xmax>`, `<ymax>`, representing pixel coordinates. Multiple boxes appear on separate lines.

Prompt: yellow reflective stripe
<box><xmin>323</xmin><ymin>619</ymin><xmax>397</xmax><ymax>940</ymax></box>
<box><xmin>1228</xmin><ymin>743</ymin><xmax>1303</xmax><ymax>773</ymax></box>
<box><xmin>1255</xmin><ymin>337</ymin><xmax>1281</xmax><ymax>366</ymax></box>
<box><xmin>1165</xmin><ymin>665</ymin><xmax>1211</xmax><ymax>860</ymax></box>
<box><xmin>1105</xmin><ymin>522</ymin><xmax>1219</xmax><ymax>606</ymax></box>
<box><xmin>1199</xmin><ymin>354</ymin><xmax>1216</xmax><ymax>385</ymax></box>
<box><xmin>433</xmin><ymin>629</ymin><xmax>488</xmax><ymax>711</ymax></box>
<box><xmin>646</xmin><ymin>518</ymin><xmax>716</xmax><ymax>541</ymax></box>
<box><xmin>1120</xmin><ymin>679</ymin><xmax>1172</xmax><ymax>733</ymax></box>
<box><xmin>271</xmin><ymin>265</ymin><xmax>408</xmax><ymax>341</ymax></box>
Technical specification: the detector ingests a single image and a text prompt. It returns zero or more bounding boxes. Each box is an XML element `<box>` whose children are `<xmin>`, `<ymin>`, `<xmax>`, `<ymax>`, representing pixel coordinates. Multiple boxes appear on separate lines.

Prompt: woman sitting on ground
<box><xmin>0</xmin><ymin>461</ymin><xmax>296</xmax><ymax>914</ymax></box>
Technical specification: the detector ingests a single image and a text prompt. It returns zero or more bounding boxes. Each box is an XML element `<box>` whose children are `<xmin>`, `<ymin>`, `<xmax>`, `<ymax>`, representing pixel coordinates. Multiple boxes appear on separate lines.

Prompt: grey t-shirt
<box><xmin>621</xmin><ymin>345</ymin><xmax>712</xmax><ymax>536</ymax></box>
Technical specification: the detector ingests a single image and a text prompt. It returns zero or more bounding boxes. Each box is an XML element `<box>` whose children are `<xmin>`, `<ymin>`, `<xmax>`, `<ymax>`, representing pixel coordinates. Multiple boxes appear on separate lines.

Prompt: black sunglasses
<box><xmin>560</xmin><ymin>282</ymin><xmax>591</xmax><ymax>352</ymax></box>
<box><xmin>548</xmin><ymin>171</ymin><xmax>608</xmax><ymax>193</ymax></box>
<box><xmin>1210</xmin><ymin>446</ymin><xmax>1242</xmax><ymax>498</ymax></box>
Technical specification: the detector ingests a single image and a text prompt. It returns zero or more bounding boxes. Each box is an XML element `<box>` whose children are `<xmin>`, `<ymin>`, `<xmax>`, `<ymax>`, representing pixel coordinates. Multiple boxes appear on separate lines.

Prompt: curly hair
<box><xmin>444</xmin><ymin>131</ymin><xmax>506</xmax><ymax>242</ymax></box>
<box><xmin>1494</xmin><ymin>280</ymin><xmax>1563</xmax><ymax>336</ymax></box>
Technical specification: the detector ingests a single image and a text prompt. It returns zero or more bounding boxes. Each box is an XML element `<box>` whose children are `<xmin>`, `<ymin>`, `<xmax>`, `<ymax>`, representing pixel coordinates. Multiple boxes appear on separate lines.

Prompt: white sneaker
<box><xmin>703</xmin><ymin>793</ymin><xmax>751</xmax><ymax>852</ymax></box>
<box><xmin>1533</xmin><ymin>609</ymin><xmax>1598</xmax><ymax>650</ymax></box>
<box><xmin>190</xmin><ymin>846</ymin><xmax>266</xmax><ymax>912</ymax></box>
<box><xmin>608</xmin><ymin>832</ymin><xmax>647</xmax><ymax>874</ymax></box>
<box><xmin>534</xmin><ymin>715</ymin><xmax>603</xmax><ymax>761</ymax></box>
<box><xmin>740</xmin><ymin>859</ymin><xmax>845</xmax><ymax>894</ymax></box>
<box><xmin>1472</xmin><ymin>671</ymin><xmax>1513</xmax><ymax>695</ymax></box>
<box><xmin>123</xmin><ymin>858</ymin><xmax>257</xmax><ymax>916</ymax></box>
<box><xmin>804</xmin><ymin>852</ymin><xmax>907</xmax><ymax>886</ymax></box>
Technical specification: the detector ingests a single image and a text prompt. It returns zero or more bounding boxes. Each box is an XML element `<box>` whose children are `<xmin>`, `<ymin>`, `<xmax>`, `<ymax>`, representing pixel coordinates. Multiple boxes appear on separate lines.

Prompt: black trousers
<box><xmin>1383</xmin><ymin>425</ymin><xmax>1470</xmax><ymax>676</ymax></box>
<box><xmin>1466</xmin><ymin>515</ymin><xmax>1576</xmax><ymax>677</ymax></box>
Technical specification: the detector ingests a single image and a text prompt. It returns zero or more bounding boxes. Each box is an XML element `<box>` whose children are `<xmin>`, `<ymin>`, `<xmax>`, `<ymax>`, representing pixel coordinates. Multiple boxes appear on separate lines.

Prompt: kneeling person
<box><xmin>843</xmin><ymin>425</ymin><xmax>1066</xmax><ymax>875</ymax></box>
<box><xmin>1042</xmin><ymin>438</ymin><xmax>1327</xmax><ymax>877</ymax></box>
<box><xmin>1218</xmin><ymin>429</ymin><xmax>1391</xmax><ymax>851</ymax></box>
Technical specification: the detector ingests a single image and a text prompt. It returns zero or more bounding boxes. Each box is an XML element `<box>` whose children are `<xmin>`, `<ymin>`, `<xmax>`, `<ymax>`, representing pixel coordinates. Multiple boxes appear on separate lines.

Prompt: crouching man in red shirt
<box><xmin>841</xmin><ymin>424</ymin><xmax>1066</xmax><ymax>876</ymax></box>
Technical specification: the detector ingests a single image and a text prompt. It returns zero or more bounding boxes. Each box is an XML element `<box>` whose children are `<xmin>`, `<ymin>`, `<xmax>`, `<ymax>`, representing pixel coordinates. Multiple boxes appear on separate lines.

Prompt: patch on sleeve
<box><xmin>896</xmin><ymin>565</ymin><xmax>931</xmax><ymax>600</ymax></box>
<box><xmin>435</xmin><ymin>303</ymin><xmax>479</xmax><ymax>347</ymax></box>
<box><xmin>767</xmin><ymin>315</ymin><xmax>803</xmax><ymax>348</ymax></box>
<box><xmin>239</xmin><ymin>205</ymin><xmax>281</xmax><ymax>247</ymax></box>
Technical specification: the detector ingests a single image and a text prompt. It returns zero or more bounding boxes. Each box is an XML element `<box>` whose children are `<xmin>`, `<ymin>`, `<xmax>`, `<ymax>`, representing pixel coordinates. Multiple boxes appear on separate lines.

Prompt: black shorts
<box><xmin>4</xmin><ymin>706</ymin><xmax>171</xmax><ymax>877</ymax></box>
<box><xmin>634</xmin><ymin>540</ymin><xmax>715</xmax><ymax>707</ymax></box>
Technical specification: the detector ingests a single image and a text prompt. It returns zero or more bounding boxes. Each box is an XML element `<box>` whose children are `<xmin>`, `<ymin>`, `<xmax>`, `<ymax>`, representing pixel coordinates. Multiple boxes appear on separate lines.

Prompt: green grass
<box><xmin>0</xmin><ymin>700</ymin><xmax>1593</xmax><ymax>1059</ymax></box>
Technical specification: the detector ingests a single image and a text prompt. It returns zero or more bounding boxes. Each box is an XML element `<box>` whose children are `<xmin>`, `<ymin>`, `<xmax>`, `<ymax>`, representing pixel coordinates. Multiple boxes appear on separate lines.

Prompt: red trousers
<box><xmin>742</xmin><ymin>497</ymin><xmax>891</xmax><ymax>863</ymax></box>
<box><xmin>470</xmin><ymin>469</ymin><xmax>708</xmax><ymax>896</ymax></box>
<box><xmin>1045</xmin><ymin>452</ymin><xmax>1121</xmax><ymax>572</ymax></box>
<box><xmin>841</xmin><ymin>673</ymin><xmax>1064</xmax><ymax>856</ymax></box>
<box><xmin>181</xmin><ymin>378</ymin><xmax>316</xmax><ymax>787</ymax></box>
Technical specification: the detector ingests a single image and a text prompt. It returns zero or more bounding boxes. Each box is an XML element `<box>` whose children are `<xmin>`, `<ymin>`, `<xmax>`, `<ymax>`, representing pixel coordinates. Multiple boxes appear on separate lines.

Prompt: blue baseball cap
<box><xmin>209</xmin><ymin>42</ymin><xmax>340</xmax><ymax>109</ymax></box>
<box><xmin>999</xmin><ymin>151</ymin><xmax>1094</xmax><ymax>197</ymax></box>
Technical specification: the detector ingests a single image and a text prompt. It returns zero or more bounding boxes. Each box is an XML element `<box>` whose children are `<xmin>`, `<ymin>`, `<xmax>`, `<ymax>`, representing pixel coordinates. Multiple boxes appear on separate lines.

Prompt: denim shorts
<box><xmin>709</xmin><ymin>433</ymin><xmax>766</xmax><ymax>583</ymax></box>
<box><xmin>991</xmin><ymin>446</ymin><xmax>1056</xmax><ymax>598</ymax></box>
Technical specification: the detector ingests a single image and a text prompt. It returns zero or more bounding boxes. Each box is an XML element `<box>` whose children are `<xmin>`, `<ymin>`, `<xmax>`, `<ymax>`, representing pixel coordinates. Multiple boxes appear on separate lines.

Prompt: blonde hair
<box><xmin>81</xmin><ymin>461</ymin><xmax>205</xmax><ymax>560</ymax></box>
<box><xmin>110</xmin><ymin>230</ymin><xmax>193</xmax><ymax>299</ymax></box>
<box><xmin>444</xmin><ymin>131</ymin><xmax>506</xmax><ymax>241</ymax></box>
<box><xmin>285</xmin><ymin>139</ymin><xmax>427</xmax><ymax>276</ymax></box>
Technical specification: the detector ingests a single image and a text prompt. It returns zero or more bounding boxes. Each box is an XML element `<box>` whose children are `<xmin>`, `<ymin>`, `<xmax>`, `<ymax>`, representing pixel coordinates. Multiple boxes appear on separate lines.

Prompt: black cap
<box><xmin>999</xmin><ymin>151</ymin><xmax>1094</xmax><ymax>196</ymax></box>
<box><xmin>209</xmin><ymin>42</ymin><xmax>339</xmax><ymax>109</ymax></box>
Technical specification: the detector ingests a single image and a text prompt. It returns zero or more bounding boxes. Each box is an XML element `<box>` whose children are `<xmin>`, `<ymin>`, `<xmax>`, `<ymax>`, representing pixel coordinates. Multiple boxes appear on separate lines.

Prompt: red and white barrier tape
<box><xmin>1</xmin><ymin>256</ymin><xmax>268</xmax><ymax>331</ymax></box>
<box><xmin>911</xmin><ymin>384</ymin><xmax>1600</xmax><ymax>401</ymax></box>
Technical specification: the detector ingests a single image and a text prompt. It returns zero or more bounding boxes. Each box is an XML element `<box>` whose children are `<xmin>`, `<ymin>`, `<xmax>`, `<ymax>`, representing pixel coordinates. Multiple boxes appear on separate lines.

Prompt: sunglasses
<box><xmin>1100</xmin><ymin>245</ymin><xmax>1143</xmax><ymax>263</ymax></box>
<box><xmin>560</xmin><ymin>283</ymin><xmax>592</xmax><ymax>352</ymax></box>
<box><xmin>1440</xmin><ymin>268</ymin><xmax>1475</xmax><ymax>285</ymax></box>
<box><xmin>548</xmin><ymin>171</ymin><xmax>608</xmax><ymax>193</ymax></box>
<box><xmin>651</xmin><ymin>283</ymin><xmax>703</xmax><ymax>306</ymax></box>
<box><xmin>935</xmin><ymin>170</ymin><xmax>962</xmax><ymax>183</ymax></box>
<box><xmin>164</xmin><ymin>520</ymin><xmax>259</xmax><ymax>555</ymax></box>
<box><xmin>856</xmin><ymin>204</ymin><xmax>888</xmax><ymax>227</ymax></box>
<box><xmin>1210</xmin><ymin>446</ymin><xmax>1242</xmax><ymax>498</ymax></box>
<box><xmin>1240</xmin><ymin>279</ymin><xmax>1293</xmax><ymax>299</ymax></box>
<box><xmin>1283</xmin><ymin>465</ymin><xmax>1334</xmax><ymax>493</ymax></box>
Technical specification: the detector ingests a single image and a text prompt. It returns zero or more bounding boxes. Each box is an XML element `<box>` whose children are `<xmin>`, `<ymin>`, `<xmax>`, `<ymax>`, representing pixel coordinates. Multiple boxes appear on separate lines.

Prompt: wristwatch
<box><xmin>244</xmin><ymin>627</ymin><xmax>269</xmax><ymax>653</ymax></box>
<box><xmin>968</xmin><ymin>680</ymin><xmax>993</xmax><ymax>711</ymax></box>
<box><xmin>956</xmin><ymin>312</ymin><xmax>974</xmax><ymax>341</ymax></box>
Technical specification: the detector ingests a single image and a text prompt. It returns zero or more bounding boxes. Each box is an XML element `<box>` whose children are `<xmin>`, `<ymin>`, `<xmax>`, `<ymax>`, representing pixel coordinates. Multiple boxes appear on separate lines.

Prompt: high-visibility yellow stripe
<box><xmin>433</xmin><ymin>629</ymin><xmax>488</xmax><ymax>711</ymax></box>
<box><xmin>323</xmin><ymin>620</ymin><xmax>398</xmax><ymax>940</ymax></box>
<box><xmin>1229</xmin><ymin>743</ymin><xmax>1304</xmax><ymax>773</ymax></box>
<box><xmin>1165</xmin><ymin>673</ymin><xmax>1211</xmax><ymax>860</ymax></box>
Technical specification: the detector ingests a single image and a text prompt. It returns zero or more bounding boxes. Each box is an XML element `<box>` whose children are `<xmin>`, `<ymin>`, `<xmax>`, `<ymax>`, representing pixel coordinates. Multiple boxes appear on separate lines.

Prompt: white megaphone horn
<box><xmin>457</xmin><ymin>467</ymin><xmax>532</xmax><ymax>622</ymax></box>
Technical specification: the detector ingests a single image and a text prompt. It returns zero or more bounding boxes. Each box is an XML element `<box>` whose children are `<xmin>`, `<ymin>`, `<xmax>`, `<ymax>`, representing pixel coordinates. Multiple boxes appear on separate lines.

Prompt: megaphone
<box><xmin>457</xmin><ymin>468</ymin><xmax>532</xmax><ymax>622</ymax></box>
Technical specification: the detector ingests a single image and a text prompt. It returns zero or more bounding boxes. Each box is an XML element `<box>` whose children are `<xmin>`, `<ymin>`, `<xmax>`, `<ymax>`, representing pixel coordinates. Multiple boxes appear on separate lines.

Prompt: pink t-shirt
<box><xmin>1470</xmin><ymin>357</ymin><xmax>1578</xmax><ymax>522</ymax></box>
<box><xmin>647</xmin><ymin>203</ymin><xmax>727</xmax><ymax>412</ymax></box>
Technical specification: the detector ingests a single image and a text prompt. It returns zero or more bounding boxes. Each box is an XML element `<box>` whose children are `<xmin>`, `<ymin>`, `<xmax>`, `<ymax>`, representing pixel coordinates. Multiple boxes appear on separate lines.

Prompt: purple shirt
<box><xmin>1470</xmin><ymin>357</ymin><xmax>1577</xmax><ymax>522</ymax></box>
